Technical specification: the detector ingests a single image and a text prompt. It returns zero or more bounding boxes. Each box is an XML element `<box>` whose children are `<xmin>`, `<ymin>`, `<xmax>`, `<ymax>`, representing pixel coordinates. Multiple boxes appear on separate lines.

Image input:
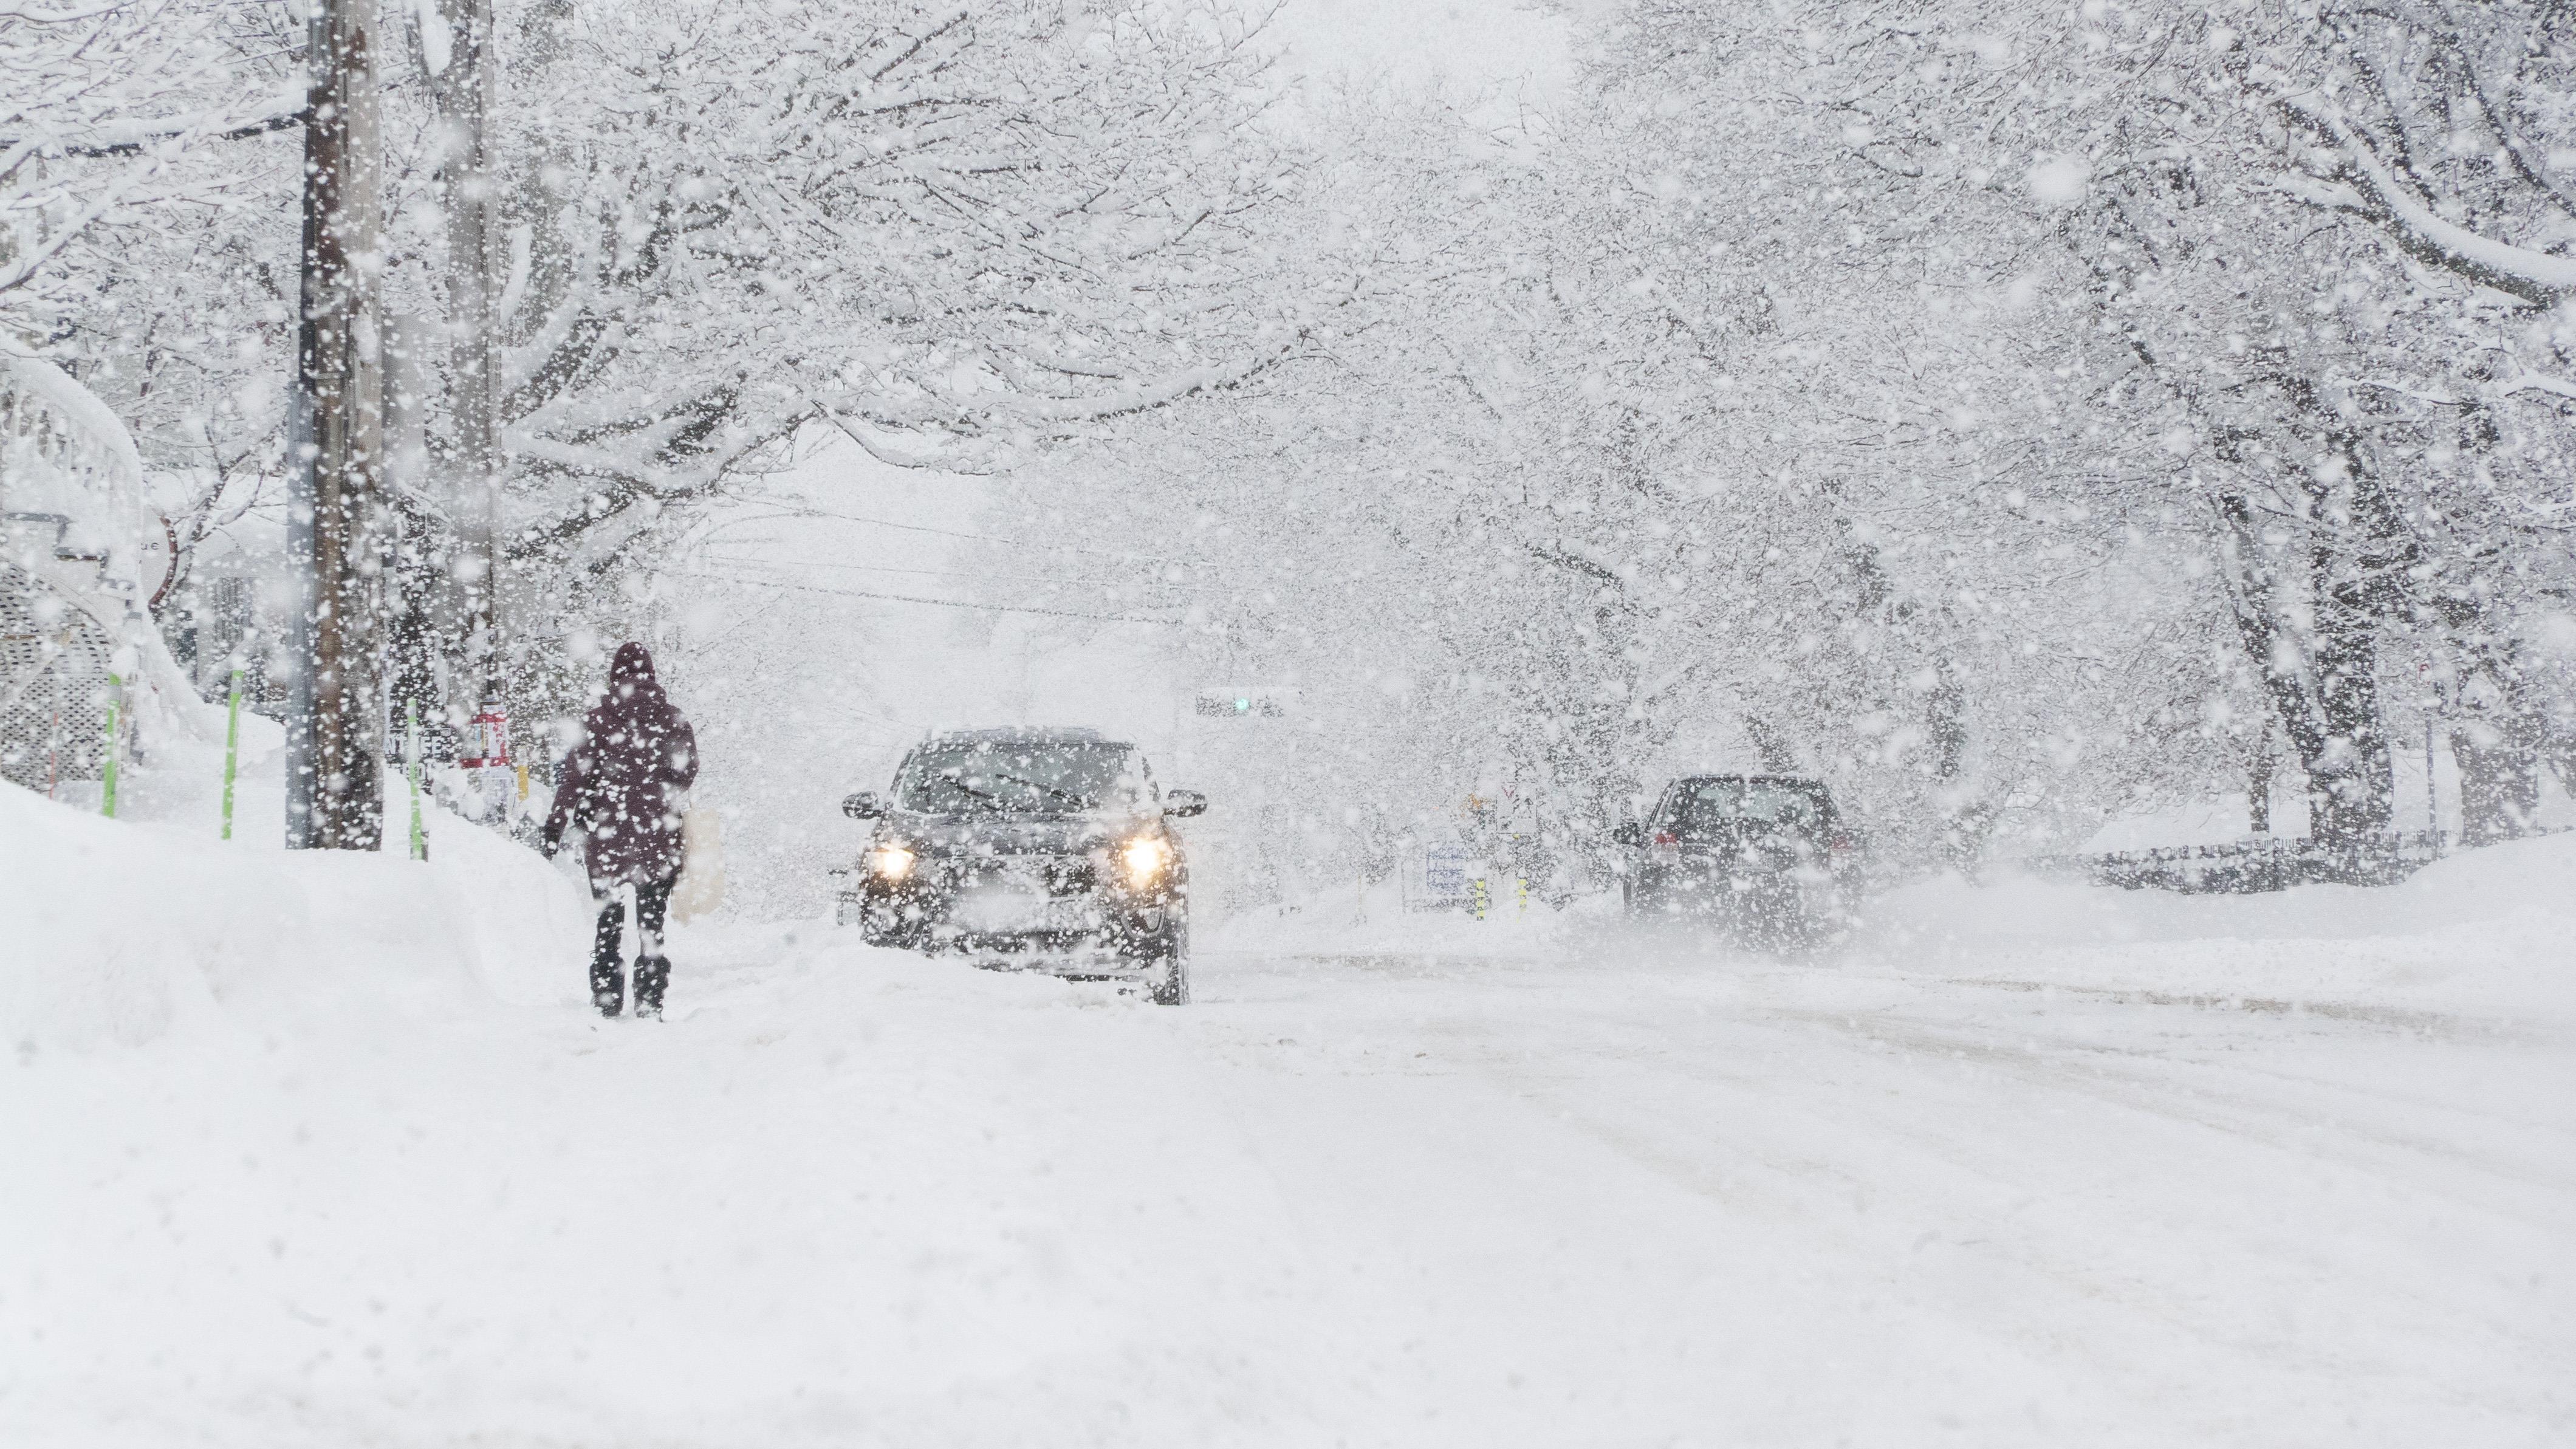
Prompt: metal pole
<box><xmin>221</xmin><ymin>666</ymin><xmax>242</xmax><ymax>840</ymax></box>
<box><xmin>100</xmin><ymin>672</ymin><xmax>119</xmax><ymax>818</ymax></box>
<box><xmin>406</xmin><ymin>698</ymin><xmax>426</xmax><ymax>860</ymax></box>
<box><xmin>2425</xmin><ymin>713</ymin><xmax>2441</xmax><ymax>854</ymax></box>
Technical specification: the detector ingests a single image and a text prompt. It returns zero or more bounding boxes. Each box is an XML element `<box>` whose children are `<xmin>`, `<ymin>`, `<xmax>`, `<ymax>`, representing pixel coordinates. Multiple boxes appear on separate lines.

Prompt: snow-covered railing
<box><xmin>2</xmin><ymin>349</ymin><xmax>231</xmax><ymax>785</ymax></box>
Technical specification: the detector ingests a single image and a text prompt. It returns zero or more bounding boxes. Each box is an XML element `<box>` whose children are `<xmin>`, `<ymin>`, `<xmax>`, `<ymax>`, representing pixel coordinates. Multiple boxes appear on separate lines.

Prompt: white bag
<box><xmin>671</xmin><ymin>808</ymin><xmax>727</xmax><ymax>923</ymax></box>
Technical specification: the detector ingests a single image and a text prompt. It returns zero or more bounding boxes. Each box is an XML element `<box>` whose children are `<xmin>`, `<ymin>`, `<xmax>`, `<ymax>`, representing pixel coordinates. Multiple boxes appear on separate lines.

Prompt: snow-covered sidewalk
<box><xmin>6</xmin><ymin>793</ymin><xmax>2571</xmax><ymax>1447</ymax></box>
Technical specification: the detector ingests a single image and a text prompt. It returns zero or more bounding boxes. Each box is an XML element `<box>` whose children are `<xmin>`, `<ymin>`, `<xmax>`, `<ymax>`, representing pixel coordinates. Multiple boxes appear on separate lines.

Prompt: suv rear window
<box><xmin>895</xmin><ymin>741</ymin><xmax>1147</xmax><ymax>816</ymax></box>
<box><xmin>1665</xmin><ymin>778</ymin><xmax>1830</xmax><ymax>834</ymax></box>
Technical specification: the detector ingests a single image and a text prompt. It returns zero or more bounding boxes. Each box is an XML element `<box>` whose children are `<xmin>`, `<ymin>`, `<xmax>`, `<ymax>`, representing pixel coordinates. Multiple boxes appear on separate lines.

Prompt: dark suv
<box><xmin>835</xmin><ymin>728</ymin><xmax>1205</xmax><ymax>1004</ymax></box>
<box><xmin>1612</xmin><ymin>775</ymin><xmax>1860</xmax><ymax>946</ymax></box>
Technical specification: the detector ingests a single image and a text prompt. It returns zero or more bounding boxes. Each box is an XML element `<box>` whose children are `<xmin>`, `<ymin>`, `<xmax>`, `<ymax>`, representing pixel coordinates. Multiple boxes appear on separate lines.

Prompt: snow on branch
<box><xmin>3</xmin><ymin>87</ymin><xmax>309</xmax><ymax>157</ymax></box>
<box><xmin>2266</xmin><ymin>86</ymin><xmax>2576</xmax><ymax>307</ymax></box>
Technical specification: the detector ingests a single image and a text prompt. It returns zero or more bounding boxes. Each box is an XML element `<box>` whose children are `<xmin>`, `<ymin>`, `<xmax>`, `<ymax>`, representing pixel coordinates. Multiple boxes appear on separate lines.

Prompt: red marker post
<box><xmin>459</xmin><ymin>699</ymin><xmax>513</xmax><ymax>823</ymax></box>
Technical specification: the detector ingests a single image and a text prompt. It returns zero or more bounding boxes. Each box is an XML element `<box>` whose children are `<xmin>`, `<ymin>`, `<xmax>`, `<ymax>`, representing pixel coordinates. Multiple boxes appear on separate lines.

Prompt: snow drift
<box><xmin>4</xmin><ymin>809</ymin><xmax>2567</xmax><ymax>1447</ymax></box>
<box><xmin>0</xmin><ymin>776</ymin><xmax>592</xmax><ymax>1053</ymax></box>
<box><xmin>1867</xmin><ymin>834</ymin><xmax>2576</xmax><ymax>1026</ymax></box>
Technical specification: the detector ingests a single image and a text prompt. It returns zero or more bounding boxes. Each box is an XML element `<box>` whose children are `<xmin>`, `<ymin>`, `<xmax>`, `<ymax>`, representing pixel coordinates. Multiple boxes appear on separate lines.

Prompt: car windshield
<box><xmin>1668</xmin><ymin>778</ymin><xmax>1828</xmax><ymax>834</ymax></box>
<box><xmin>894</xmin><ymin>741</ymin><xmax>1146</xmax><ymax>817</ymax></box>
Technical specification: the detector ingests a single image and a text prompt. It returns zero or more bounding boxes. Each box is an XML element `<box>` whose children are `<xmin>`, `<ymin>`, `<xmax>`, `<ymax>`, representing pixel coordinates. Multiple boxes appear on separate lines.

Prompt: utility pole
<box><xmin>433</xmin><ymin>0</ymin><xmax>501</xmax><ymax>705</ymax></box>
<box><xmin>286</xmin><ymin>0</ymin><xmax>388</xmax><ymax>851</ymax></box>
<box><xmin>385</xmin><ymin>316</ymin><xmax>442</xmax><ymax>744</ymax></box>
<box><xmin>2249</xmin><ymin>714</ymin><xmax>2272</xmax><ymax>837</ymax></box>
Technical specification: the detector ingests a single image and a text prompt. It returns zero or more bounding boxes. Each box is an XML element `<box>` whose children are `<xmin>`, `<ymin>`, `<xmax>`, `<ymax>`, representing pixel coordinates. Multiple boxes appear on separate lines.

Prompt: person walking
<box><xmin>542</xmin><ymin>643</ymin><xmax>699</xmax><ymax>1019</ymax></box>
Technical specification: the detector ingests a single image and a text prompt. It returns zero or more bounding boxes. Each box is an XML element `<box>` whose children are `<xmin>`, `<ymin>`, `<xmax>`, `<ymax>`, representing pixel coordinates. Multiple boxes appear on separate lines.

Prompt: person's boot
<box><xmin>591</xmin><ymin>959</ymin><xmax>626</xmax><ymax>1018</ymax></box>
<box><xmin>632</xmin><ymin>955</ymin><xmax>670</xmax><ymax>1020</ymax></box>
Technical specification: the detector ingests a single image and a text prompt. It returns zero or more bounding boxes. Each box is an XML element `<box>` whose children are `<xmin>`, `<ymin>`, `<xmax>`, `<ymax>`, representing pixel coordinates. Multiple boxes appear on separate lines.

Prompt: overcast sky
<box><xmin>1262</xmin><ymin>0</ymin><xmax>1578</xmax><ymax>99</ymax></box>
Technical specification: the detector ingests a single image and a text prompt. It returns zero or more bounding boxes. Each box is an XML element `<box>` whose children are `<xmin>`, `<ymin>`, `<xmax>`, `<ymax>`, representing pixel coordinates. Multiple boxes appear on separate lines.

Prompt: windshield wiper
<box><xmin>934</xmin><ymin>776</ymin><xmax>1010</xmax><ymax>809</ymax></box>
<box><xmin>988</xmin><ymin>772</ymin><xmax>1091</xmax><ymax>809</ymax></box>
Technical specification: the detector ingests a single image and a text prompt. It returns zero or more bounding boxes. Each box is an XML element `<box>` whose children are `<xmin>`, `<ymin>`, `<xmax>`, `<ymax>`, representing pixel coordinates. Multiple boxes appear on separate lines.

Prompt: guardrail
<box><xmin>2022</xmin><ymin>829</ymin><xmax>2453</xmax><ymax>894</ymax></box>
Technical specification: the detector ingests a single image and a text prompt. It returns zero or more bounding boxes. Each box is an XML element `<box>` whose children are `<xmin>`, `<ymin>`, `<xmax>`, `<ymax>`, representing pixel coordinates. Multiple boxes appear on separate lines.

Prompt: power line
<box><xmin>669</xmin><ymin>569</ymin><xmax>1184</xmax><ymax>626</ymax></box>
<box><xmin>701</xmin><ymin>551</ymin><xmax>1194</xmax><ymax>592</ymax></box>
<box><xmin>759</xmin><ymin>501</ymin><xmax>1184</xmax><ymax>563</ymax></box>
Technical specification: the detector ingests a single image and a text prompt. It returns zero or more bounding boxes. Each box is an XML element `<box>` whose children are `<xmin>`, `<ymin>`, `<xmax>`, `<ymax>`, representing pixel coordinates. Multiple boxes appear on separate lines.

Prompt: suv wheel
<box><xmin>1625</xmin><ymin>872</ymin><xmax>1665</xmax><ymax>919</ymax></box>
<box><xmin>858</xmin><ymin>897</ymin><xmax>919</xmax><ymax>950</ymax></box>
<box><xmin>1136</xmin><ymin>923</ymin><xmax>1190</xmax><ymax>1005</ymax></box>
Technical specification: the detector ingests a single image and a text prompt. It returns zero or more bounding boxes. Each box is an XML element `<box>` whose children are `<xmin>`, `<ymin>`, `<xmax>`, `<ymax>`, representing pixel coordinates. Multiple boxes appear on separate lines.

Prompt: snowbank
<box><xmin>1865</xmin><ymin>831</ymin><xmax>2576</xmax><ymax>1024</ymax></box>
<box><xmin>1202</xmin><ymin>875</ymin><xmax>1583</xmax><ymax>961</ymax></box>
<box><xmin>0</xmin><ymin>776</ymin><xmax>593</xmax><ymax>1053</ymax></box>
<box><xmin>1211</xmin><ymin>834</ymin><xmax>2576</xmax><ymax>1030</ymax></box>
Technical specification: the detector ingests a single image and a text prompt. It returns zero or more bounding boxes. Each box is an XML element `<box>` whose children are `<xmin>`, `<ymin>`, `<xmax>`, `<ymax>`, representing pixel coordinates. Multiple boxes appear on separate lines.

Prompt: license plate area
<box><xmin>950</xmin><ymin>869</ymin><xmax>1093</xmax><ymax>934</ymax></box>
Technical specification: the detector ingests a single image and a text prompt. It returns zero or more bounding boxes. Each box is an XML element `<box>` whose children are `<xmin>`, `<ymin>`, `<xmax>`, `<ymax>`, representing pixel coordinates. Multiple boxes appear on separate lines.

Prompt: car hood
<box><xmin>883</xmin><ymin>813</ymin><xmax>1154</xmax><ymax>857</ymax></box>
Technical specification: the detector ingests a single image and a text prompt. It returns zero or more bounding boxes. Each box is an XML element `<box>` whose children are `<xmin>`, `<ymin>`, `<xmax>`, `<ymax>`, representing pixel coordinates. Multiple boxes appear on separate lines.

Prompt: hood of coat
<box><xmin>609</xmin><ymin>642</ymin><xmax>657</xmax><ymax>688</ymax></box>
<box><xmin>581</xmin><ymin>643</ymin><xmax>684</xmax><ymax>753</ymax></box>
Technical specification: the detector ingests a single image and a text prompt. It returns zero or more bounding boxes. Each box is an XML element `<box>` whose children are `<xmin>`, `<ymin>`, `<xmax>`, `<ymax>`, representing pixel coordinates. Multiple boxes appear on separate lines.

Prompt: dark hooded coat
<box><xmin>543</xmin><ymin>643</ymin><xmax>699</xmax><ymax>886</ymax></box>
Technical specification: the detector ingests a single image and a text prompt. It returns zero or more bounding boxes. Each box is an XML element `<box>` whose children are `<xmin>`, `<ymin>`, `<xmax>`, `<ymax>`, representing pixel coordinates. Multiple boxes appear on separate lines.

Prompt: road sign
<box><xmin>1407</xmin><ymin>844</ymin><xmax>1480</xmax><ymax>912</ymax></box>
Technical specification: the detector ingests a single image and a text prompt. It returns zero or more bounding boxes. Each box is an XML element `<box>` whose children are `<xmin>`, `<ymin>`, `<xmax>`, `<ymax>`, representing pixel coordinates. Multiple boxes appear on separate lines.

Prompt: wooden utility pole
<box><xmin>433</xmin><ymin>0</ymin><xmax>502</xmax><ymax>705</ymax></box>
<box><xmin>286</xmin><ymin>0</ymin><xmax>388</xmax><ymax>850</ymax></box>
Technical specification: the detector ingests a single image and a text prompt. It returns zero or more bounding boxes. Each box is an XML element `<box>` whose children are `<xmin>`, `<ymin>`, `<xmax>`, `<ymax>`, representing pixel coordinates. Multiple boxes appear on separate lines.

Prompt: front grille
<box><xmin>953</xmin><ymin>854</ymin><xmax>1096</xmax><ymax>896</ymax></box>
<box><xmin>1039</xmin><ymin>857</ymin><xmax>1098</xmax><ymax>894</ymax></box>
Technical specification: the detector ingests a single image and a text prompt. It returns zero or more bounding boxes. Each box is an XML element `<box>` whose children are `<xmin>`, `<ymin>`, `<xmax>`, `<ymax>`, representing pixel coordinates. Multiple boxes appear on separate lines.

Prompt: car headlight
<box><xmin>1119</xmin><ymin>835</ymin><xmax>1172</xmax><ymax>888</ymax></box>
<box><xmin>866</xmin><ymin>843</ymin><xmax>917</xmax><ymax>881</ymax></box>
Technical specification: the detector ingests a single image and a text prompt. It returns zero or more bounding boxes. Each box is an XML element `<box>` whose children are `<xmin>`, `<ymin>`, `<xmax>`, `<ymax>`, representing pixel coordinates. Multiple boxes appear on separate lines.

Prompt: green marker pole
<box><xmin>100</xmin><ymin>671</ymin><xmax>120</xmax><ymax>818</ymax></box>
<box><xmin>221</xmin><ymin>667</ymin><xmax>242</xmax><ymax>840</ymax></box>
<box><xmin>405</xmin><ymin>699</ymin><xmax>425</xmax><ymax>861</ymax></box>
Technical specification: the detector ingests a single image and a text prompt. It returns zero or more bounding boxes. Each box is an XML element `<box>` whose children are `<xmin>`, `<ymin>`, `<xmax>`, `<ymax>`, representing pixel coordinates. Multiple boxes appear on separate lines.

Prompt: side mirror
<box><xmin>1162</xmin><ymin>789</ymin><xmax>1207</xmax><ymax>818</ymax></box>
<box><xmin>841</xmin><ymin>791</ymin><xmax>885</xmax><ymax>820</ymax></box>
<box><xmin>1609</xmin><ymin>820</ymin><xmax>1645</xmax><ymax>848</ymax></box>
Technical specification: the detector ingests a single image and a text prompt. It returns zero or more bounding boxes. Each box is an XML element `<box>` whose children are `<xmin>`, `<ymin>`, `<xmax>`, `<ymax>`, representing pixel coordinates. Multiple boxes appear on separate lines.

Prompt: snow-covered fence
<box><xmin>2023</xmin><ymin>830</ymin><xmax>2458</xmax><ymax>894</ymax></box>
<box><xmin>1</xmin><ymin>558</ymin><xmax>117</xmax><ymax>793</ymax></box>
<box><xmin>2</xmin><ymin>360</ymin><xmax>229</xmax><ymax>796</ymax></box>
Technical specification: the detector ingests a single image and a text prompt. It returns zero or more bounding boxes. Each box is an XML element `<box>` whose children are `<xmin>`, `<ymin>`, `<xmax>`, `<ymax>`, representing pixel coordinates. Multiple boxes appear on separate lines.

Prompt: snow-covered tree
<box><xmin>985</xmin><ymin>0</ymin><xmax>2576</xmax><ymax>894</ymax></box>
<box><xmin>462</xmin><ymin>3</ymin><xmax>1293</xmax><ymax>685</ymax></box>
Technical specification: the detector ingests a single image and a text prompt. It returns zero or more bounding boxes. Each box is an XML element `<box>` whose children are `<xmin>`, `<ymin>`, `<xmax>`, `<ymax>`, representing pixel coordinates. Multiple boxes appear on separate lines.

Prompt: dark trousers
<box><xmin>592</xmin><ymin>874</ymin><xmax>677</xmax><ymax>1014</ymax></box>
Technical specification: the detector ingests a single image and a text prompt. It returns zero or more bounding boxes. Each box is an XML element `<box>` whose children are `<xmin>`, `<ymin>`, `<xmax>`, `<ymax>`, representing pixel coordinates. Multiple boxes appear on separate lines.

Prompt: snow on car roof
<box><xmin>922</xmin><ymin>726</ymin><xmax>1123</xmax><ymax>746</ymax></box>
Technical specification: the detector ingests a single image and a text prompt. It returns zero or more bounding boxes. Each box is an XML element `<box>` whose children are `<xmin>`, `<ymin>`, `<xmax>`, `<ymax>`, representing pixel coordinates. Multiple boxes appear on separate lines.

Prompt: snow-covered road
<box><xmin>12</xmin><ymin>852</ymin><xmax>2572</xmax><ymax>1448</ymax></box>
<box><xmin>1194</xmin><ymin>943</ymin><xmax>2567</xmax><ymax>1445</ymax></box>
